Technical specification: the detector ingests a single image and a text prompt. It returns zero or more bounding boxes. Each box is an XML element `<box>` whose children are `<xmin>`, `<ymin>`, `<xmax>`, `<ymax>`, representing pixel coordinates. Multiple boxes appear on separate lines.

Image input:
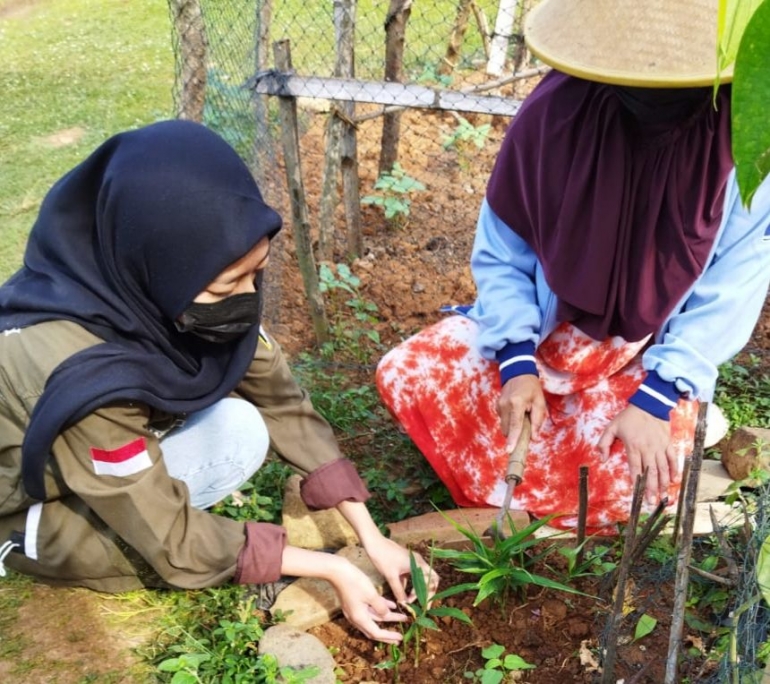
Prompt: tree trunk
<box><xmin>379</xmin><ymin>0</ymin><xmax>412</xmax><ymax>177</ymax></box>
<box><xmin>439</xmin><ymin>0</ymin><xmax>473</xmax><ymax>76</ymax></box>
<box><xmin>319</xmin><ymin>0</ymin><xmax>361</xmax><ymax>260</ymax></box>
<box><xmin>170</xmin><ymin>0</ymin><xmax>208</xmax><ymax>122</ymax></box>
<box><xmin>273</xmin><ymin>40</ymin><xmax>330</xmax><ymax>345</ymax></box>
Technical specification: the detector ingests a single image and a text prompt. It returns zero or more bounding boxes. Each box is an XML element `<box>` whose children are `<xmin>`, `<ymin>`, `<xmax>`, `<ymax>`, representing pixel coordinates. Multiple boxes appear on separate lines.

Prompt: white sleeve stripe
<box><xmin>24</xmin><ymin>502</ymin><xmax>43</xmax><ymax>561</ymax></box>
<box><xmin>639</xmin><ymin>384</ymin><xmax>678</xmax><ymax>408</ymax></box>
<box><xmin>499</xmin><ymin>355</ymin><xmax>537</xmax><ymax>371</ymax></box>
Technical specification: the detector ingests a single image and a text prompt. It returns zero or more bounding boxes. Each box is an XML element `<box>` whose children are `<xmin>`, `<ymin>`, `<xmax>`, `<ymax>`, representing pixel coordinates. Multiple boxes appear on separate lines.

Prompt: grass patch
<box><xmin>0</xmin><ymin>0</ymin><xmax>174</xmax><ymax>279</ymax></box>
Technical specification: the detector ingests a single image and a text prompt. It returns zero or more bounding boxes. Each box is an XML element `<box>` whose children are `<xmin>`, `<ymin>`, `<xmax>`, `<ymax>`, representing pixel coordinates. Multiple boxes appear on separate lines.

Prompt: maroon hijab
<box><xmin>486</xmin><ymin>70</ymin><xmax>733</xmax><ymax>342</ymax></box>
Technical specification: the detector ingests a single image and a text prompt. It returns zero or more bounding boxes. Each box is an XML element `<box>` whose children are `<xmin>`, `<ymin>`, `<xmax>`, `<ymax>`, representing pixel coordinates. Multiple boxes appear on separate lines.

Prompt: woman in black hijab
<box><xmin>0</xmin><ymin>120</ymin><xmax>436</xmax><ymax>644</ymax></box>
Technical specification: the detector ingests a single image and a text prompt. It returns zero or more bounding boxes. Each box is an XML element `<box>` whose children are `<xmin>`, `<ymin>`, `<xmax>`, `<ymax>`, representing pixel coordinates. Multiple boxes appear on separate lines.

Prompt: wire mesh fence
<box><xmin>168</xmin><ymin>0</ymin><xmax>542</xmax><ymax>248</ymax></box>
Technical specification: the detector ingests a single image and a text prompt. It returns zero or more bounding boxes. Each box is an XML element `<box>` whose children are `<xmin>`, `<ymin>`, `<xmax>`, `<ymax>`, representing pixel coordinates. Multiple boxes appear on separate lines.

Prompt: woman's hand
<box><xmin>280</xmin><ymin>545</ymin><xmax>408</xmax><ymax>643</ymax></box>
<box><xmin>597</xmin><ymin>404</ymin><xmax>678</xmax><ymax>505</ymax></box>
<box><xmin>327</xmin><ymin>558</ymin><xmax>410</xmax><ymax>643</ymax></box>
<box><xmin>335</xmin><ymin>501</ymin><xmax>440</xmax><ymax>606</ymax></box>
<box><xmin>498</xmin><ymin>374</ymin><xmax>547</xmax><ymax>449</ymax></box>
<box><xmin>362</xmin><ymin>534</ymin><xmax>439</xmax><ymax>606</ymax></box>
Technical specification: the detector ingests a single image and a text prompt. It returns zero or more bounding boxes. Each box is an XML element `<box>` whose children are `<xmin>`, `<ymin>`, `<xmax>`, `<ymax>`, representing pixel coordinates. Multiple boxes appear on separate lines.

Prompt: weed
<box><xmin>145</xmin><ymin>588</ymin><xmax>321</xmax><ymax>684</ymax></box>
<box><xmin>442</xmin><ymin>115</ymin><xmax>491</xmax><ymax>152</ymax></box>
<box><xmin>557</xmin><ymin>540</ymin><xmax>617</xmax><ymax>580</ymax></box>
<box><xmin>318</xmin><ymin>263</ymin><xmax>382</xmax><ymax>363</ymax></box>
<box><xmin>464</xmin><ymin>643</ymin><xmax>536</xmax><ymax>683</ymax></box>
<box><xmin>212</xmin><ymin>459</ymin><xmax>293</xmax><ymax>524</ymax></box>
<box><xmin>714</xmin><ymin>357</ymin><xmax>770</xmax><ymax>430</ymax></box>
<box><xmin>432</xmin><ymin>513</ymin><xmax>586</xmax><ymax>607</ymax></box>
<box><xmin>361</xmin><ymin>163</ymin><xmax>426</xmax><ymax>229</ymax></box>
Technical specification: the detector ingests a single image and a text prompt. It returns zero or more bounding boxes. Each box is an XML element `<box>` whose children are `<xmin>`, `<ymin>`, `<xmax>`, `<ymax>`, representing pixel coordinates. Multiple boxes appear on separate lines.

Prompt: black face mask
<box><xmin>175</xmin><ymin>291</ymin><xmax>262</xmax><ymax>344</ymax></box>
<box><xmin>614</xmin><ymin>86</ymin><xmax>710</xmax><ymax>125</ymax></box>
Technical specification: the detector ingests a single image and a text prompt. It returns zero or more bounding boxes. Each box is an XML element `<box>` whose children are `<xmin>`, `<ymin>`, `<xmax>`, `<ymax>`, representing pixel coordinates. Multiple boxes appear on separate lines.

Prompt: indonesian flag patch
<box><xmin>90</xmin><ymin>437</ymin><xmax>152</xmax><ymax>477</ymax></box>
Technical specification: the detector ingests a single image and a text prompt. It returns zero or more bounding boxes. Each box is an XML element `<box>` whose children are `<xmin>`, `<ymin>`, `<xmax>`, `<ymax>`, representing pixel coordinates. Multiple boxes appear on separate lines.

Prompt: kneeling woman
<box><xmin>0</xmin><ymin>120</ymin><xmax>435</xmax><ymax>644</ymax></box>
<box><xmin>377</xmin><ymin>0</ymin><xmax>770</xmax><ymax>534</ymax></box>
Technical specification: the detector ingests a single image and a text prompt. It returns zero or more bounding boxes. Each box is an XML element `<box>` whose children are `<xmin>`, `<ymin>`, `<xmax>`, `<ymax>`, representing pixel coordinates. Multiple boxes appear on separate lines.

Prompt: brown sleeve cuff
<box><xmin>234</xmin><ymin>522</ymin><xmax>287</xmax><ymax>584</ymax></box>
<box><xmin>300</xmin><ymin>458</ymin><xmax>371</xmax><ymax>510</ymax></box>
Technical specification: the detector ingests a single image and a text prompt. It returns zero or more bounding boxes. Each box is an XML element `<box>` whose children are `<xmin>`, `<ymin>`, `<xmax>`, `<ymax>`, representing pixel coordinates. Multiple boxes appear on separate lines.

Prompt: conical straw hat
<box><xmin>524</xmin><ymin>0</ymin><xmax>732</xmax><ymax>87</ymax></box>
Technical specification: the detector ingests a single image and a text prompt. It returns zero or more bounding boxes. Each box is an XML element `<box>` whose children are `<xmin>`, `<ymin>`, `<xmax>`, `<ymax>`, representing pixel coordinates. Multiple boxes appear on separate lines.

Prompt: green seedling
<box><xmin>464</xmin><ymin>643</ymin><xmax>536</xmax><ymax>683</ymax></box>
<box><xmin>399</xmin><ymin>551</ymin><xmax>474</xmax><ymax>667</ymax></box>
<box><xmin>432</xmin><ymin>512</ymin><xmax>587</xmax><ymax>608</ymax></box>
<box><xmin>361</xmin><ymin>163</ymin><xmax>426</xmax><ymax>228</ymax></box>
<box><xmin>318</xmin><ymin>262</ymin><xmax>382</xmax><ymax>362</ymax></box>
<box><xmin>442</xmin><ymin>115</ymin><xmax>491</xmax><ymax>151</ymax></box>
<box><xmin>558</xmin><ymin>541</ymin><xmax>617</xmax><ymax>580</ymax></box>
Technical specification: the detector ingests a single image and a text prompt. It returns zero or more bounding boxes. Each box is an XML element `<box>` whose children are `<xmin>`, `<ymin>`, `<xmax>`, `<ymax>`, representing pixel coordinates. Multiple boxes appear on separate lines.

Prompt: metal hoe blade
<box><xmin>489</xmin><ymin>414</ymin><xmax>532</xmax><ymax>540</ymax></box>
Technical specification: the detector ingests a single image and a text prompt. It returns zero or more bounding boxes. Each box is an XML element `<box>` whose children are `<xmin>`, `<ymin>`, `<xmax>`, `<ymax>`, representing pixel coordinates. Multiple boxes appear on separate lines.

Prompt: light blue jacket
<box><xmin>462</xmin><ymin>171</ymin><xmax>770</xmax><ymax>419</ymax></box>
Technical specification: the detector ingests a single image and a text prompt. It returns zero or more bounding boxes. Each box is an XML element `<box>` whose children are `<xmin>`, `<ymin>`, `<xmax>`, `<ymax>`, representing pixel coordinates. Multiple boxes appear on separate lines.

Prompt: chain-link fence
<box><xmin>169</xmin><ymin>1</ymin><xmax>545</xmax><ymax>276</ymax></box>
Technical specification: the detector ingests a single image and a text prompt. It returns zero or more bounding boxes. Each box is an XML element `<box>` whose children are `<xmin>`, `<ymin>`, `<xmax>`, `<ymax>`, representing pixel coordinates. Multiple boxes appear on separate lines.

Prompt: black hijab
<box><xmin>0</xmin><ymin>120</ymin><xmax>282</xmax><ymax>499</ymax></box>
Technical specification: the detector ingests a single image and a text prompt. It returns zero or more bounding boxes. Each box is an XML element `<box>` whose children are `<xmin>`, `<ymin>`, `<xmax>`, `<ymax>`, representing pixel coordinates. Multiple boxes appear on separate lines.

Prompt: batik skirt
<box><xmin>376</xmin><ymin>316</ymin><xmax>699</xmax><ymax>534</ymax></box>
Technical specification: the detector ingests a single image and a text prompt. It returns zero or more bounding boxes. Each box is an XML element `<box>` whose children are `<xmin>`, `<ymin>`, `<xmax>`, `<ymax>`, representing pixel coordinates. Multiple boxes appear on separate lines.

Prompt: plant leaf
<box><xmin>732</xmin><ymin>0</ymin><xmax>770</xmax><ymax>207</ymax></box>
<box><xmin>428</xmin><ymin>605</ymin><xmax>473</xmax><ymax>625</ymax></box>
<box><xmin>481</xmin><ymin>643</ymin><xmax>505</xmax><ymax>659</ymax></box>
<box><xmin>503</xmin><ymin>653</ymin><xmax>537</xmax><ymax>670</ymax></box>
<box><xmin>409</xmin><ymin>551</ymin><xmax>428</xmax><ymax>608</ymax></box>
<box><xmin>480</xmin><ymin>670</ymin><xmax>504</xmax><ymax>684</ymax></box>
<box><xmin>633</xmin><ymin>613</ymin><xmax>658</xmax><ymax>641</ymax></box>
<box><xmin>717</xmin><ymin>0</ymin><xmax>763</xmax><ymax>74</ymax></box>
<box><xmin>756</xmin><ymin>533</ymin><xmax>770</xmax><ymax>606</ymax></box>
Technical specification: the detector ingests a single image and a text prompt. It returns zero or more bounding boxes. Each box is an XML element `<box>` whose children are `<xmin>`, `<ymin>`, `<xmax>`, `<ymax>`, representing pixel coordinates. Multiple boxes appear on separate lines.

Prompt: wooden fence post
<box><xmin>273</xmin><ymin>40</ymin><xmax>330</xmax><ymax>345</ymax></box>
<box><xmin>439</xmin><ymin>0</ymin><xmax>473</xmax><ymax>76</ymax></box>
<box><xmin>319</xmin><ymin>0</ymin><xmax>362</xmax><ymax>260</ymax></box>
<box><xmin>379</xmin><ymin>0</ymin><xmax>412</xmax><ymax>177</ymax></box>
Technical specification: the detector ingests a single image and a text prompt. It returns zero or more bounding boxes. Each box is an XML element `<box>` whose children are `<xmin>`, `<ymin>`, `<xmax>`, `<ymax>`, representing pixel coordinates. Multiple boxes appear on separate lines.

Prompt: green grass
<box><xmin>0</xmin><ymin>0</ymin><xmax>174</xmax><ymax>280</ymax></box>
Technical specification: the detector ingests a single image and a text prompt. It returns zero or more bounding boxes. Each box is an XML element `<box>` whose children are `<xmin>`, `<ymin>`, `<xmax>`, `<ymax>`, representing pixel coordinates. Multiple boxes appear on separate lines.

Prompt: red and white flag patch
<box><xmin>90</xmin><ymin>437</ymin><xmax>152</xmax><ymax>477</ymax></box>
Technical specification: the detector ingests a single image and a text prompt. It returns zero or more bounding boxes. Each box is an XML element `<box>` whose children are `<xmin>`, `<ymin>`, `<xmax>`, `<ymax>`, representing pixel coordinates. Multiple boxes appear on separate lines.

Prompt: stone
<box><xmin>697</xmin><ymin>459</ymin><xmax>735</xmax><ymax>501</ymax></box>
<box><xmin>721</xmin><ymin>426</ymin><xmax>770</xmax><ymax>483</ymax></box>
<box><xmin>270</xmin><ymin>546</ymin><xmax>384</xmax><ymax>631</ymax></box>
<box><xmin>258</xmin><ymin>625</ymin><xmax>336</xmax><ymax>684</ymax></box>
<box><xmin>281</xmin><ymin>475</ymin><xmax>359</xmax><ymax>549</ymax></box>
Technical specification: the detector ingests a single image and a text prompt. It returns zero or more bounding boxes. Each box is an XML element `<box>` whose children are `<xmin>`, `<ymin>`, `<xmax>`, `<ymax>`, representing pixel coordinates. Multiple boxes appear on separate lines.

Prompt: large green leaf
<box><xmin>718</xmin><ymin>0</ymin><xmax>764</xmax><ymax>74</ymax></box>
<box><xmin>732</xmin><ymin>0</ymin><xmax>770</xmax><ymax>207</ymax></box>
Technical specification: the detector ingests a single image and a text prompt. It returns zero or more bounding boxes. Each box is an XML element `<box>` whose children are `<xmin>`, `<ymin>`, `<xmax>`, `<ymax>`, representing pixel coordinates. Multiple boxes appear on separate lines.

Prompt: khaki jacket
<box><xmin>0</xmin><ymin>320</ymin><xmax>367</xmax><ymax>592</ymax></box>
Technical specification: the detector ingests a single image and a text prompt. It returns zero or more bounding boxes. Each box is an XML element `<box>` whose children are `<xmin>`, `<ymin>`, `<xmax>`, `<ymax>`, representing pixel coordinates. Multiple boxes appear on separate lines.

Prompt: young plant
<box><xmin>464</xmin><ymin>643</ymin><xmax>536</xmax><ymax>683</ymax></box>
<box><xmin>399</xmin><ymin>551</ymin><xmax>474</xmax><ymax>667</ymax></box>
<box><xmin>361</xmin><ymin>163</ymin><xmax>426</xmax><ymax>229</ymax></box>
<box><xmin>318</xmin><ymin>262</ymin><xmax>381</xmax><ymax>362</ymax></box>
<box><xmin>432</xmin><ymin>512</ymin><xmax>587</xmax><ymax>607</ymax></box>
<box><xmin>557</xmin><ymin>540</ymin><xmax>618</xmax><ymax>580</ymax></box>
<box><xmin>442</xmin><ymin>115</ymin><xmax>491</xmax><ymax>151</ymax></box>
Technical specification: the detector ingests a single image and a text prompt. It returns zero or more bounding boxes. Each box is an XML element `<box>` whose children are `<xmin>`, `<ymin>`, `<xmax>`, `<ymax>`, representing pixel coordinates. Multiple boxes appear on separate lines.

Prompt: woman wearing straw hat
<box><xmin>377</xmin><ymin>0</ymin><xmax>770</xmax><ymax>533</ymax></box>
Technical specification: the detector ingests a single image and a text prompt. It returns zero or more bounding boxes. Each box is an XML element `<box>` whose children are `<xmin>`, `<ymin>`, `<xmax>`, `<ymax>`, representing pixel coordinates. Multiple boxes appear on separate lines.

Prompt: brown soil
<box><xmin>311</xmin><ymin>551</ymin><xmax>717</xmax><ymax>684</ymax></box>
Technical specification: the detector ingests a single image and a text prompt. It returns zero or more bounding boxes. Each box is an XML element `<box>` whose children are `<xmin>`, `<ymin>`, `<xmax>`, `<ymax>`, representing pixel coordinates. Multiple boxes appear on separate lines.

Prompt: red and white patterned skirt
<box><xmin>376</xmin><ymin>316</ymin><xmax>699</xmax><ymax>534</ymax></box>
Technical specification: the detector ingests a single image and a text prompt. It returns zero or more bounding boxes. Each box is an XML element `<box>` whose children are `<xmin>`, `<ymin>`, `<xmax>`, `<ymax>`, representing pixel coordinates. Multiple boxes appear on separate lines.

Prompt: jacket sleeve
<box><xmin>469</xmin><ymin>199</ymin><xmax>542</xmax><ymax>383</ymax></box>
<box><xmin>235</xmin><ymin>329</ymin><xmax>370</xmax><ymax>509</ymax></box>
<box><xmin>635</xmin><ymin>171</ymin><xmax>770</xmax><ymax>409</ymax></box>
<box><xmin>58</xmin><ymin>402</ymin><xmax>285</xmax><ymax>588</ymax></box>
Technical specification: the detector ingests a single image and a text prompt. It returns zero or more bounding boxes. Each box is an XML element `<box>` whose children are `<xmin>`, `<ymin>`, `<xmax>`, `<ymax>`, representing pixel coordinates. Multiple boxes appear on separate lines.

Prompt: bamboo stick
<box><xmin>664</xmin><ymin>402</ymin><xmax>709</xmax><ymax>683</ymax></box>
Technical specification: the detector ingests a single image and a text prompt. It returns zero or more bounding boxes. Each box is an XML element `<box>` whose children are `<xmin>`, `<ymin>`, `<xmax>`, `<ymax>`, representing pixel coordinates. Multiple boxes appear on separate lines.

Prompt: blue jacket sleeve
<box><xmin>468</xmin><ymin>199</ymin><xmax>542</xmax><ymax>383</ymax></box>
<box><xmin>636</xmin><ymin>171</ymin><xmax>770</xmax><ymax>409</ymax></box>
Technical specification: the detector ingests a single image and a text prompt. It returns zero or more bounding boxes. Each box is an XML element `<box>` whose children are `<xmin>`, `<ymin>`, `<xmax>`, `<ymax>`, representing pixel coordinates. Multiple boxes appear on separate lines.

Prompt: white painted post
<box><xmin>486</xmin><ymin>0</ymin><xmax>519</xmax><ymax>76</ymax></box>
